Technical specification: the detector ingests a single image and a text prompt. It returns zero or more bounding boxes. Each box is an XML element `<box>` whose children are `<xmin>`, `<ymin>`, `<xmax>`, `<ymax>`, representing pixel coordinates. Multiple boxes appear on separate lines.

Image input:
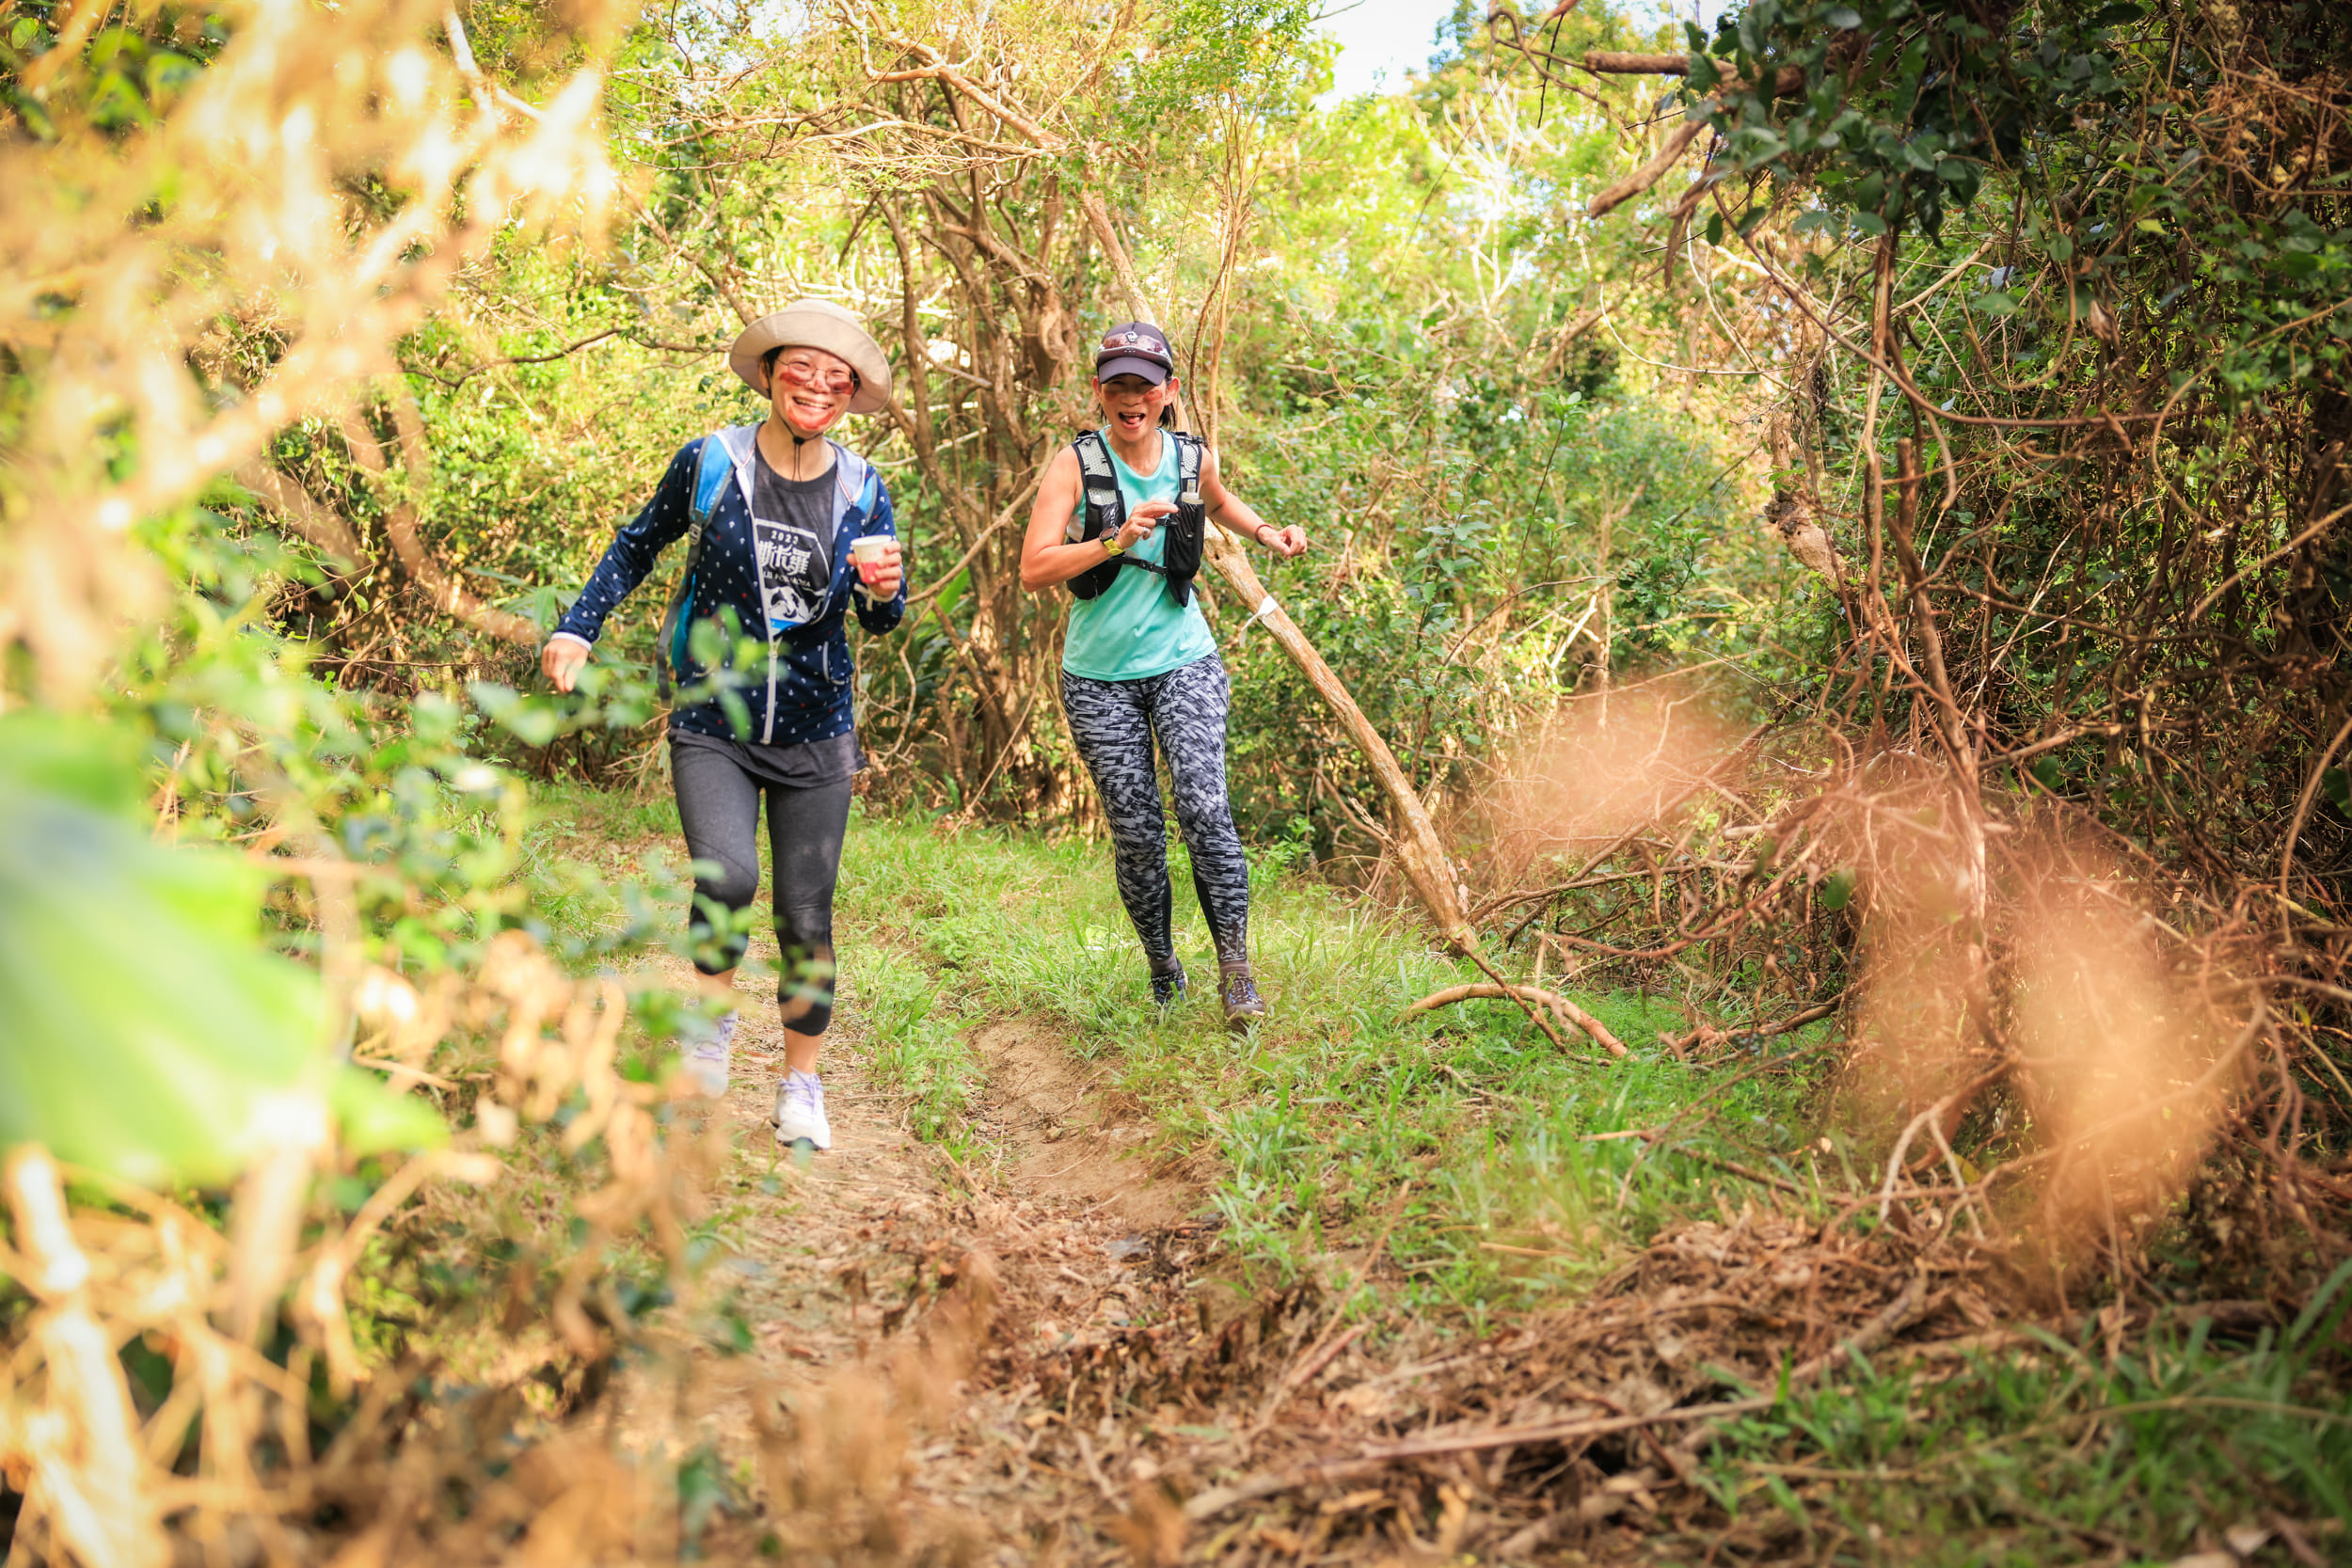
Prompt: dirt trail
<box><xmin>971</xmin><ymin>1019</ymin><xmax>1212</xmax><ymax>1231</ymax></box>
<box><xmin>666</xmin><ymin>964</ymin><xmax>1229</xmax><ymax>1561</ymax></box>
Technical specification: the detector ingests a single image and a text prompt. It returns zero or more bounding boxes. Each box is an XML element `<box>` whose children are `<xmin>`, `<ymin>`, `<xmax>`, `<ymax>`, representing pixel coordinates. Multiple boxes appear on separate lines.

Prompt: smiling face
<box><xmin>1096</xmin><ymin>372</ymin><xmax>1177</xmax><ymax>443</ymax></box>
<box><xmin>764</xmin><ymin>346</ymin><xmax>858</xmax><ymax>437</ymax></box>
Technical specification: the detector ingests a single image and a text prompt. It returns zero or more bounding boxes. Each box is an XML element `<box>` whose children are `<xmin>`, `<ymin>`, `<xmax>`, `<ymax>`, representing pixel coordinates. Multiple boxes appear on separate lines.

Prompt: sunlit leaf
<box><xmin>0</xmin><ymin>717</ymin><xmax>440</xmax><ymax>1187</ymax></box>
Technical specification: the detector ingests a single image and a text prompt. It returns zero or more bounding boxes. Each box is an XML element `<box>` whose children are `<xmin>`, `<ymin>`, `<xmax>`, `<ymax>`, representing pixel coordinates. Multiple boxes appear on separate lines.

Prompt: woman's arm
<box><xmin>1200</xmin><ymin>448</ymin><xmax>1305</xmax><ymax>559</ymax></box>
<box><xmin>1019</xmin><ymin>446</ymin><xmax>1172</xmax><ymax>591</ymax></box>
<box><xmin>543</xmin><ymin>440</ymin><xmax>701</xmax><ymax>689</ymax></box>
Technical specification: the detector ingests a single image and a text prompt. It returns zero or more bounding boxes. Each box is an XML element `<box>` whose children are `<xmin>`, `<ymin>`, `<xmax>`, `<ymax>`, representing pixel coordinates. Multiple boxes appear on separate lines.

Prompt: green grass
<box><xmin>514</xmin><ymin>778</ymin><xmax>688</xmax><ymax>962</ymax></box>
<box><xmin>529</xmin><ymin>776</ymin><xmax>684</xmax><ymax>845</ymax></box>
<box><xmin>1695</xmin><ymin>1265</ymin><xmax>2352</xmax><ymax>1564</ymax></box>
<box><xmin>831</xmin><ymin>808</ymin><xmax>1830</xmax><ymax>1311</ymax></box>
<box><xmin>845</xmin><ymin>936</ymin><xmax>993</xmax><ymax>1162</ymax></box>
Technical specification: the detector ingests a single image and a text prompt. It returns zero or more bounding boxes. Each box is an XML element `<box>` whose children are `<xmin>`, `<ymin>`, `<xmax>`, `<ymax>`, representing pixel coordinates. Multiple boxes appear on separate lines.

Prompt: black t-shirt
<box><xmin>751</xmin><ymin>447</ymin><xmax>834</xmax><ymax>633</ymax></box>
<box><xmin>672</xmin><ymin>445</ymin><xmax>857</xmax><ymax>786</ymax></box>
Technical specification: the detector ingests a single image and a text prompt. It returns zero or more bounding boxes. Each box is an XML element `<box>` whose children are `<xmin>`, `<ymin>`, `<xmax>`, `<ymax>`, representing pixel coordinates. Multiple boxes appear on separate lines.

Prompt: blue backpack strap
<box><xmin>693</xmin><ymin>428</ymin><xmax>747</xmax><ymax>520</ymax></box>
<box><xmin>832</xmin><ymin>440</ymin><xmax>881</xmax><ymax>524</ymax></box>
<box><xmin>658</xmin><ymin>428</ymin><xmax>752</xmax><ymax>688</ymax></box>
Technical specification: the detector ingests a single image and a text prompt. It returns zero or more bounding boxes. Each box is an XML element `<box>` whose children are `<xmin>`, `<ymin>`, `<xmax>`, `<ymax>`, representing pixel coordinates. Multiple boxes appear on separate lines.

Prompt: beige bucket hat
<box><xmin>728</xmin><ymin>299</ymin><xmax>892</xmax><ymax>414</ymax></box>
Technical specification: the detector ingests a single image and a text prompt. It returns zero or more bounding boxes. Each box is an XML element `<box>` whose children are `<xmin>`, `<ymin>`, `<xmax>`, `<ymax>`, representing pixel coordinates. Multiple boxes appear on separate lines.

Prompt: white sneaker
<box><xmin>771</xmin><ymin>1070</ymin><xmax>832</xmax><ymax>1150</ymax></box>
<box><xmin>684</xmin><ymin>1012</ymin><xmax>736</xmax><ymax>1098</ymax></box>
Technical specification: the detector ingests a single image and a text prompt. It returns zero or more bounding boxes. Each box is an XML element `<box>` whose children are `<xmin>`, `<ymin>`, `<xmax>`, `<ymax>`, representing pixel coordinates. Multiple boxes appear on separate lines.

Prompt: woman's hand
<box><xmin>1250</xmin><ymin>523</ymin><xmax>1307</xmax><ymax>559</ymax></box>
<box><xmin>542</xmin><ymin>637</ymin><xmax>588</xmax><ymax>693</ymax></box>
<box><xmin>1119</xmin><ymin>499</ymin><xmax>1175</xmax><ymax>550</ymax></box>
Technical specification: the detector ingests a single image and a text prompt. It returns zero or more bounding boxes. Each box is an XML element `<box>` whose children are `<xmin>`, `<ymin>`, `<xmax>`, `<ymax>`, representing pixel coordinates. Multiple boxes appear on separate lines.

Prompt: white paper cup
<box><xmin>850</xmin><ymin>534</ymin><xmax>892</xmax><ymax>588</ymax></box>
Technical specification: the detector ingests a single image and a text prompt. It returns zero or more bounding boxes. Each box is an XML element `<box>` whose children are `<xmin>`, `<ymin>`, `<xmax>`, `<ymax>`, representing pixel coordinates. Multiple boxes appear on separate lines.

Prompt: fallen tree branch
<box><xmin>1404</xmin><ymin>982</ymin><xmax>1629</xmax><ymax>1058</ymax></box>
<box><xmin>232</xmin><ymin>461</ymin><xmax>363</xmax><ymax>566</ymax></box>
<box><xmin>1361</xmin><ymin>1394</ymin><xmax>1770</xmax><ymax>1464</ymax></box>
<box><xmin>1185</xmin><ymin>1275</ymin><xmax>1929</xmax><ymax>1520</ymax></box>
<box><xmin>1666</xmin><ymin>996</ymin><xmax>1842</xmax><ymax>1056</ymax></box>
<box><xmin>1188</xmin><ymin>544</ymin><xmax>1473</xmax><ymax>950</ymax></box>
<box><xmin>1459</xmin><ymin>947</ymin><xmax>1584</xmax><ymax>1056</ymax></box>
<box><xmin>1181</xmin><ymin>1459</ymin><xmax>1393</xmax><ymax>1524</ymax></box>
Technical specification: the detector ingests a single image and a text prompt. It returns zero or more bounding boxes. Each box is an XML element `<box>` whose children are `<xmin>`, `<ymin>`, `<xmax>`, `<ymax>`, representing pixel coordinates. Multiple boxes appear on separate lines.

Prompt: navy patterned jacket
<box><xmin>551</xmin><ymin>427</ymin><xmax>906</xmax><ymax>745</ymax></box>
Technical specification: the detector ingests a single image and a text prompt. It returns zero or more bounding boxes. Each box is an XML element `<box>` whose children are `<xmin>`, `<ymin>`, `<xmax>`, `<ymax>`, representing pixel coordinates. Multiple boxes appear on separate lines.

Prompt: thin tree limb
<box><xmin>1586</xmin><ymin>119</ymin><xmax>1710</xmax><ymax>220</ymax></box>
<box><xmin>1404</xmin><ymin>982</ymin><xmax>1629</xmax><ymax>1058</ymax></box>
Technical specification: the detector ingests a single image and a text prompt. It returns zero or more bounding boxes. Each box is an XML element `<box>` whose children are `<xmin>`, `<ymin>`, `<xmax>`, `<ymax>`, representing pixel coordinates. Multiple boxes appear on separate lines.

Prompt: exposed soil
<box><xmin>649</xmin><ymin>964</ymin><xmax>1232</xmax><ymax>1561</ymax></box>
<box><xmin>971</xmin><ymin>1019</ymin><xmax>1211</xmax><ymax>1230</ymax></box>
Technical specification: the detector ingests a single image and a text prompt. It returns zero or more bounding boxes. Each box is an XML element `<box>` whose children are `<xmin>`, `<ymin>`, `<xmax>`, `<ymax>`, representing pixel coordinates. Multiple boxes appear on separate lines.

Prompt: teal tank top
<box><xmin>1059</xmin><ymin>429</ymin><xmax>1217</xmax><ymax>682</ymax></box>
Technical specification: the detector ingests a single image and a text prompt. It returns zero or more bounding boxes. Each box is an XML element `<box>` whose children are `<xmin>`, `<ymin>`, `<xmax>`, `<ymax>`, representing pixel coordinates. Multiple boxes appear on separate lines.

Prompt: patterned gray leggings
<box><xmin>1060</xmin><ymin>653</ymin><xmax>1251</xmax><ymax>970</ymax></box>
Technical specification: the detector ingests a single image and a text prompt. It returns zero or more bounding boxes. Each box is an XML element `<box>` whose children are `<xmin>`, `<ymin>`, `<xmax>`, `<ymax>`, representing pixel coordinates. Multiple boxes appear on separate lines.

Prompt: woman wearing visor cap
<box><xmin>542</xmin><ymin>300</ymin><xmax>906</xmax><ymax>1150</ymax></box>
<box><xmin>1021</xmin><ymin>322</ymin><xmax>1306</xmax><ymax>1027</ymax></box>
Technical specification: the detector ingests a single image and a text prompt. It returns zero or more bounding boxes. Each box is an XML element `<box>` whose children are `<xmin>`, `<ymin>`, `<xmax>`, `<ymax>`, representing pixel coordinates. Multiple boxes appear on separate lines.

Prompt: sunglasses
<box><xmin>1096</xmin><ymin>328</ymin><xmax>1172</xmax><ymax>367</ymax></box>
<box><xmin>770</xmin><ymin>356</ymin><xmax>860</xmax><ymax>396</ymax></box>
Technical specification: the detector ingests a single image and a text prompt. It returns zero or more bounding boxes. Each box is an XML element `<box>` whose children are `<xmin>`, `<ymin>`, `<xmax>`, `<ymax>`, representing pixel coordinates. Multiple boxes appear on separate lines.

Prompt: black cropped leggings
<box><xmin>1060</xmin><ymin>653</ymin><xmax>1251</xmax><ymax>970</ymax></box>
<box><xmin>671</xmin><ymin>740</ymin><xmax>851</xmax><ymax>1036</ymax></box>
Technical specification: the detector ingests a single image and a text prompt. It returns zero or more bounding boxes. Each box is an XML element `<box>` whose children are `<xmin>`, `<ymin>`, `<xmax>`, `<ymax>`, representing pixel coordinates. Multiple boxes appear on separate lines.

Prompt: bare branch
<box><xmin>1404</xmin><ymin>981</ymin><xmax>1629</xmax><ymax>1057</ymax></box>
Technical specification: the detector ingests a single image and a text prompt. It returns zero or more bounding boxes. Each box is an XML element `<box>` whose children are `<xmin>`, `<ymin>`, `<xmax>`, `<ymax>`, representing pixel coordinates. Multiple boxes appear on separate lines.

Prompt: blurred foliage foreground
<box><xmin>0</xmin><ymin>0</ymin><xmax>747</xmax><ymax>1560</ymax></box>
<box><xmin>3</xmin><ymin>0</ymin><xmax>2352</xmax><ymax>1559</ymax></box>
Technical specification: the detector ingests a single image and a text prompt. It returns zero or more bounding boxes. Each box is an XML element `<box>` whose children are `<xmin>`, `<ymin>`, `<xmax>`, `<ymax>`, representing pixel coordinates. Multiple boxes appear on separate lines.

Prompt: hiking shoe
<box><xmin>685</xmin><ymin>1011</ymin><xmax>737</xmax><ymax>1098</ymax></box>
<box><xmin>771</xmin><ymin>1070</ymin><xmax>832</xmax><ymax>1151</ymax></box>
<box><xmin>1150</xmin><ymin>958</ymin><xmax>1188</xmax><ymax>1008</ymax></box>
<box><xmin>1220</xmin><ymin>970</ymin><xmax>1267</xmax><ymax>1031</ymax></box>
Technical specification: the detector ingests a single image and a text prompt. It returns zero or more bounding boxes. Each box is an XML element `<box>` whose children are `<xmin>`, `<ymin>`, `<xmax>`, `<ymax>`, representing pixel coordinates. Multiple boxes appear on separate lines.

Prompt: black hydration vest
<box><xmin>1062</xmin><ymin>428</ymin><xmax>1206</xmax><ymax>606</ymax></box>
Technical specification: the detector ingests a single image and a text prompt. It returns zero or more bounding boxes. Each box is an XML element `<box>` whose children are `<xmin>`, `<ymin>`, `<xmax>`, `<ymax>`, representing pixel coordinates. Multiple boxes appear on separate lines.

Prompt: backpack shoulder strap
<box><xmin>692</xmin><ymin>428</ymin><xmax>749</xmax><ymax>528</ymax></box>
<box><xmin>1173</xmin><ymin>431</ymin><xmax>1203</xmax><ymax>490</ymax></box>
<box><xmin>1073</xmin><ymin>429</ymin><xmax>1119</xmax><ymax>484</ymax></box>
<box><xmin>831</xmin><ymin>440</ymin><xmax>881</xmax><ymax>518</ymax></box>
<box><xmin>658</xmin><ymin>428</ymin><xmax>751</xmax><ymax>690</ymax></box>
<box><xmin>1068</xmin><ymin>429</ymin><xmax>1124</xmax><ymax>544</ymax></box>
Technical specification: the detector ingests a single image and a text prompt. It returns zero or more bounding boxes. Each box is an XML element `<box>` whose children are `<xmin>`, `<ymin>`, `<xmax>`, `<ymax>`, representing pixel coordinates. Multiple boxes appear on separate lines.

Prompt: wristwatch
<box><xmin>1101</xmin><ymin>532</ymin><xmax>1128</xmax><ymax>557</ymax></box>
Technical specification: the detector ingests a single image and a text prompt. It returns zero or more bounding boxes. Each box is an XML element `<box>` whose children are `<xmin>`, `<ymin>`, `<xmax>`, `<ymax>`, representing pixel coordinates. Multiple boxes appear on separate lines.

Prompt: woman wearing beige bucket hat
<box><xmin>543</xmin><ymin>300</ymin><xmax>906</xmax><ymax>1151</ymax></box>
